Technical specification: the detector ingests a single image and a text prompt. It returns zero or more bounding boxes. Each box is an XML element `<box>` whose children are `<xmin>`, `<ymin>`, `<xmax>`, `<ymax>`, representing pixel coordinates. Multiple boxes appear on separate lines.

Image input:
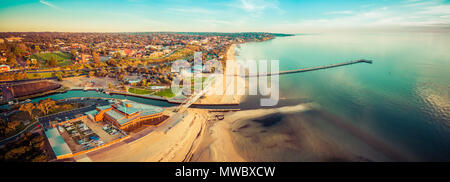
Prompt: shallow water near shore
<box><xmin>234</xmin><ymin>32</ymin><xmax>450</xmax><ymax>161</ymax></box>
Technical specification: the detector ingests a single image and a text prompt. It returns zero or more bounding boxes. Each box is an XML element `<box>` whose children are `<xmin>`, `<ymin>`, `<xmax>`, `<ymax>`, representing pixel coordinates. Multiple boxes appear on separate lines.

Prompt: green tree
<box><xmin>19</xmin><ymin>103</ymin><xmax>35</xmax><ymax>119</ymax></box>
<box><xmin>36</xmin><ymin>98</ymin><xmax>56</xmax><ymax>116</ymax></box>
<box><xmin>117</xmin><ymin>74</ymin><xmax>124</xmax><ymax>81</ymax></box>
<box><xmin>48</xmin><ymin>56</ymin><xmax>58</xmax><ymax>67</ymax></box>
<box><xmin>31</xmin><ymin>135</ymin><xmax>44</xmax><ymax>145</ymax></box>
<box><xmin>25</xmin><ymin>59</ymin><xmax>31</xmax><ymax>68</ymax></box>
<box><xmin>71</xmin><ymin>49</ymin><xmax>77</xmax><ymax>58</ymax></box>
<box><xmin>31</xmin><ymin>154</ymin><xmax>47</xmax><ymax>162</ymax></box>
<box><xmin>7</xmin><ymin>120</ymin><xmax>21</xmax><ymax>132</ymax></box>
<box><xmin>7</xmin><ymin>57</ymin><xmax>16</xmax><ymax>66</ymax></box>
<box><xmin>93</xmin><ymin>51</ymin><xmax>100</xmax><ymax>64</ymax></box>
<box><xmin>55</xmin><ymin>72</ymin><xmax>63</xmax><ymax>81</ymax></box>
<box><xmin>106</xmin><ymin>58</ymin><xmax>117</xmax><ymax>66</ymax></box>
<box><xmin>4</xmin><ymin>145</ymin><xmax>31</xmax><ymax>161</ymax></box>
<box><xmin>13</xmin><ymin>46</ymin><xmax>24</xmax><ymax>58</ymax></box>
<box><xmin>34</xmin><ymin>45</ymin><xmax>41</xmax><ymax>53</ymax></box>
<box><xmin>141</xmin><ymin>79</ymin><xmax>147</xmax><ymax>87</ymax></box>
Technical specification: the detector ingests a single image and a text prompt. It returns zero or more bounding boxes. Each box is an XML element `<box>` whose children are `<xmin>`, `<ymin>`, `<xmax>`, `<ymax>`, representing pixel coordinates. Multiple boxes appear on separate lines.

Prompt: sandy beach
<box><xmin>190</xmin><ymin>103</ymin><xmax>390</xmax><ymax>162</ymax></box>
<box><xmin>185</xmin><ymin>44</ymin><xmax>250</xmax><ymax>161</ymax></box>
<box><xmin>79</xmin><ymin>44</ymin><xmax>259</xmax><ymax>162</ymax></box>
<box><xmin>195</xmin><ymin>44</ymin><xmax>246</xmax><ymax>105</ymax></box>
<box><xmin>188</xmin><ymin>104</ymin><xmax>313</xmax><ymax>162</ymax></box>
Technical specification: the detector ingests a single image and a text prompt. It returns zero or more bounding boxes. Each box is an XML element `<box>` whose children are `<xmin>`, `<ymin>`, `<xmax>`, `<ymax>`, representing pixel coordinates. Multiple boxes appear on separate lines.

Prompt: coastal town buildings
<box><xmin>91</xmin><ymin>101</ymin><xmax>167</xmax><ymax>132</ymax></box>
<box><xmin>0</xmin><ymin>64</ymin><xmax>10</xmax><ymax>72</ymax></box>
<box><xmin>38</xmin><ymin>99</ymin><xmax>167</xmax><ymax>160</ymax></box>
<box><xmin>5</xmin><ymin>37</ymin><xmax>22</xmax><ymax>42</ymax></box>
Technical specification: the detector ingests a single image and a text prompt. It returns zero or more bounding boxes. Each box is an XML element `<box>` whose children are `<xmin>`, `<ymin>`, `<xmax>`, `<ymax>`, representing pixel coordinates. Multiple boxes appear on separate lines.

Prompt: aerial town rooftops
<box><xmin>94</xmin><ymin>100</ymin><xmax>165</xmax><ymax>127</ymax></box>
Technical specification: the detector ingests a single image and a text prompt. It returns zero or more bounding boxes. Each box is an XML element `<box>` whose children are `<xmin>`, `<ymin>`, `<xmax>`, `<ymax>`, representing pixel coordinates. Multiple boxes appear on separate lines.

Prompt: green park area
<box><xmin>128</xmin><ymin>87</ymin><xmax>153</xmax><ymax>95</ymax></box>
<box><xmin>153</xmin><ymin>88</ymin><xmax>175</xmax><ymax>98</ymax></box>
<box><xmin>191</xmin><ymin>77</ymin><xmax>207</xmax><ymax>84</ymax></box>
<box><xmin>26</xmin><ymin>72</ymin><xmax>54</xmax><ymax>79</ymax></box>
<box><xmin>31</xmin><ymin>51</ymin><xmax>73</xmax><ymax>67</ymax></box>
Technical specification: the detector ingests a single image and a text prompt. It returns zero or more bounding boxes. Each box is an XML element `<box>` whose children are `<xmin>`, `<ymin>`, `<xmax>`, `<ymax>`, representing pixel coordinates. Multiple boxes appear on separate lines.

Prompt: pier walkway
<box><xmin>247</xmin><ymin>59</ymin><xmax>373</xmax><ymax>77</ymax></box>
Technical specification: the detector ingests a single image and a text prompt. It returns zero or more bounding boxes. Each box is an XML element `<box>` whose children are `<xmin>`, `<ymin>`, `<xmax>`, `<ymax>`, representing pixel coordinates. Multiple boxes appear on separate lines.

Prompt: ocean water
<box><xmin>235</xmin><ymin>32</ymin><xmax>450</xmax><ymax>161</ymax></box>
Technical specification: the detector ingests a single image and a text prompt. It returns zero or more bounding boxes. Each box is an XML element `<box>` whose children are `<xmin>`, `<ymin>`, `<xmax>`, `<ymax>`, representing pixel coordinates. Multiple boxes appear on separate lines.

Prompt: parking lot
<box><xmin>38</xmin><ymin>98</ymin><xmax>111</xmax><ymax>128</ymax></box>
<box><xmin>58</xmin><ymin>117</ymin><xmax>125</xmax><ymax>153</ymax></box>
<box><xmin>81</xmin><ymin>117</ymin><xmax>125</xmax><ymax>143</ymax></box>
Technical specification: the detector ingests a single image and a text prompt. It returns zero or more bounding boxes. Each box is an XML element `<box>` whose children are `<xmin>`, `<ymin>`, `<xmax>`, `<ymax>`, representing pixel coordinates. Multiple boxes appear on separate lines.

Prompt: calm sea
<box><xmin>236</xmin><ymin>32</ymin><xmax>450</xmax><ymax>161</ymax></box>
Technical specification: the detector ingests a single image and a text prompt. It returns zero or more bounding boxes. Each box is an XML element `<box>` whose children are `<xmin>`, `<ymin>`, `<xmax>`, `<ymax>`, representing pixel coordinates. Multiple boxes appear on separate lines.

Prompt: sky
<box><xmin>0</xmin><ymin>0</ymin><xmax>449</xmax><ymax>33</ymax></box>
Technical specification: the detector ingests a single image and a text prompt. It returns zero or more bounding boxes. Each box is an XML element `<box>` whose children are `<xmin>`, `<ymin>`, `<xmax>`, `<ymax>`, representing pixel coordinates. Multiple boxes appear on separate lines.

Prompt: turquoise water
<box><xmin>1</xmin><ymin>90</ymin><xmax>176</xmax><ymax>109</ymax></box>
<box><xmin>236</xmin><ymin>32</ymin><xmax>450</xmax><ymax>161</ymax></box>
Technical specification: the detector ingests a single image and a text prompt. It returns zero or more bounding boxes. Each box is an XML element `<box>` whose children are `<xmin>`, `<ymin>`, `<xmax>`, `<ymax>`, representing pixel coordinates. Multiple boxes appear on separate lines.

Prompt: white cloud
<box><xmin>230</xmin><ymin>0</ymin><xmax>283</xmax><ymax>17</ymax></box>
<box><xmin>419</xmin><ymin>4</ymin><xmax>450</xmax><ymax>15</ymax></box>
<box><xmin>168</xmin><ymin>8</ymin><xmax>216</xmax><ymax>14</ymax></box>
<box><xmin>240</xmin><ymin>0</ymin><xmax>266</xmax><ymax>12</ymax></box>
<box><xmin>293</xmin><ymin>1</ymin><xmax>450</xmax><ymax>31</ymax></box>
<box><xmin>325</xmin><ymin>11</ymin><xmax>353</xmax><ymax>15</ymax></box>
<box><xmin>39</xmin><ymin>0</ymin><xmax>63</xmax><ymax>11</ymax></box>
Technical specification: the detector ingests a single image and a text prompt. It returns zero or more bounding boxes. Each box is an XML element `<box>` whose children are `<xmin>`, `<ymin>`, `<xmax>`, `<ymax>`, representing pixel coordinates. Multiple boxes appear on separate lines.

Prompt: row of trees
<box><xmin>0</xmin><ymin>119</ymin><xmax>21</xmax><ymax>138</ymax></box>
<box><xmin>1</xmin><ymin>99</ymin><xmax>60</xmax><ymax>140</ymax></box>
<box><xmin>18</xmin><ymin>98</ymin><xmax>57</xmax><ymax>120</ymax></box>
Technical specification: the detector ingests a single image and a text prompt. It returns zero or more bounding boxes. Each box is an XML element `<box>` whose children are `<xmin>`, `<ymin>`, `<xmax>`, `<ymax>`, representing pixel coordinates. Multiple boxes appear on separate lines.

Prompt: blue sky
<box><xmin>0</xmin><ymin>0</ymin><xmax>449</xmax><ymax>33</ymax></box>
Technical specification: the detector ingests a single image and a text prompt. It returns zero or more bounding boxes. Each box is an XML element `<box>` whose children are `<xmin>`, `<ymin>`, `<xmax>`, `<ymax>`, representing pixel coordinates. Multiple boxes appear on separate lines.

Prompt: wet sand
<box><xmin>189</xmin><ymin>104</ymin><xmax>312</xmax><ymax>161</ymax></box>
<box><xmin>190</xmin><ymin>98</ymin><xmax>420</xmax><ymax>162</ymax></box>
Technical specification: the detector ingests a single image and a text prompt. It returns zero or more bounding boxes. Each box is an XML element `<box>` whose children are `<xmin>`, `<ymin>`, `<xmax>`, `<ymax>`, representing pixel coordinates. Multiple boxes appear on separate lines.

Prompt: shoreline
<box><xmin>195</xmin><ymin>43</ymin><xmax>246</xmax><ymax>105</ymax></box>
<box><xmin>187</xmin><ymin>43</ymin><xmax>249</xmax><ymax>161</ymax></box>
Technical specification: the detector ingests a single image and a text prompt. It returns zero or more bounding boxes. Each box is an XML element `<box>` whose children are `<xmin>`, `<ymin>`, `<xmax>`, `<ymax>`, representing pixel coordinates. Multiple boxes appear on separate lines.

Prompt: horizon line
<box><xmin>0</xmin><ymin>31</ymin><xmax>293</xmax><ymax>33</ymax></box>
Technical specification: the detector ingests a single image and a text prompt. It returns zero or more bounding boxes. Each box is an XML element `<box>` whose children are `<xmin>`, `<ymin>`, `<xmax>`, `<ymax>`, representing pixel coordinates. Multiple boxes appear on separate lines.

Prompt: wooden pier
<box><xmin>246</xmin><ymin>59</ymin><xmax>373</xmax><ymax>77</ymax></box>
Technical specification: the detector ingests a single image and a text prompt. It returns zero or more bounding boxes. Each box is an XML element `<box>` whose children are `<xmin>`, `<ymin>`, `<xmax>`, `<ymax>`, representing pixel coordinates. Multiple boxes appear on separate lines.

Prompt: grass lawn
<box><xmin>191</xmin><ymin>77</ymin><xmax>207</xmax><ymax>84</ymax></box>
<box><xmin>31</xmin><ymin>52</ymin><xmax>73</xmax><ymax>67</ymax></box>
<box><xmin>26</xmin><ymin>72</ymin><xmax>54</xmax><ymax>79</ymax></box>
<box><xmin>128</xmin><ymin>87</ymin><xmax>153</xmax><ymax>95</ymax></box>
<box><xmin>153</xmin><ymin>88</ymin><xmax>175</xmax><ymax>98</ymax></box>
